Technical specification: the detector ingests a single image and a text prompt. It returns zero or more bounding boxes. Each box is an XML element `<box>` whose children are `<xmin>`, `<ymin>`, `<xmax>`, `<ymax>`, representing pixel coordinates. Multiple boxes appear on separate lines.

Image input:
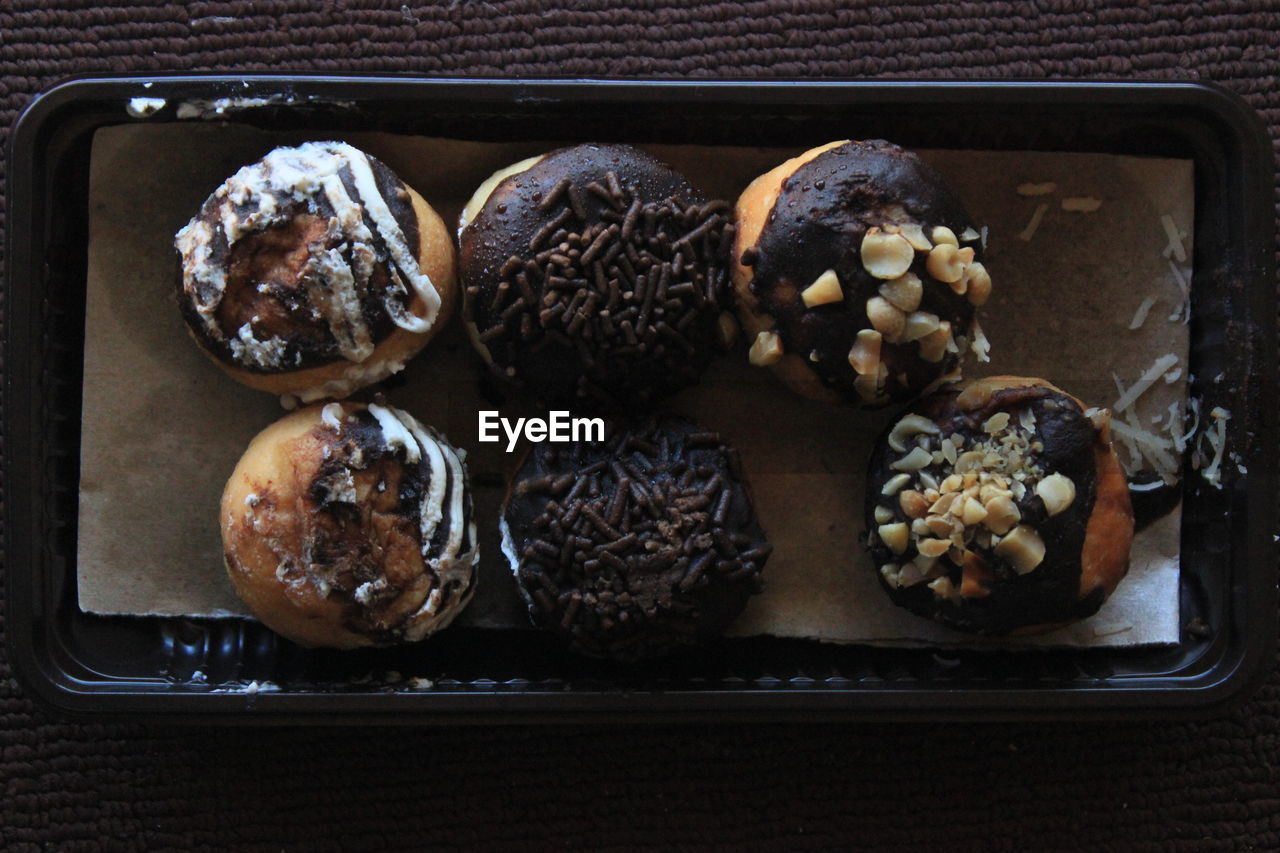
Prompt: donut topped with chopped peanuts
<box><xmin>863</xmin><ymin>376</ymin><xmax>1134</xmax><ymax>635</ymax></box>
<box><xmin>733</xmin><ymin>139</ymin><xmax>991</xmax><ymax>407</ymax></box>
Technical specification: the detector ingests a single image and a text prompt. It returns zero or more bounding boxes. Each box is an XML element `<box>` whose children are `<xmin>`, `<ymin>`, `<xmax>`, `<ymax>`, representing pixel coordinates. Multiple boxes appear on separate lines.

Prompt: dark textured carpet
<box><xmin>2</xmin><ymin>2</ymin><xmax>1279</xmax><ymax>851</ymax></box>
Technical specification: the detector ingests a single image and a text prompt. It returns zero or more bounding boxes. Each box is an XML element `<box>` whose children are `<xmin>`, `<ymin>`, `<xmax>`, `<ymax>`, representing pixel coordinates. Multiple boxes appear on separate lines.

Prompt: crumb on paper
<box><xmin>1128</xmin><ymin>295</ymin><xmax>1157</xmax><ymax>330</ymax></box>
<box><xmin>1016</xmin><ymin>182</ymin><xmax>1057</xmax><ymax>196</ymax></box>
<box><xmin>1061</xmin><ymin>196</ymin><xmax>1103</xmax><ymax>212</ymax></box>
<box><xmin>1113</xmin><ymin>353</ymin><xmax>1180</xmax><ymax>413</ymax></box>
<box><xmin>1018</xmin><ymin>203</ymin><xmax>1049</xmax><ymax>241</ymax></box>
<box><xmin>1109</xmin><ymin>416</ymin><xmax>1177</xmax><ymax>478</ymax></box>
<box><xmin>1111</xmin><ymin>353</ymin><xmax>1184</xmax><ymax>483</ymax></box>
<box><xmin>1167</xmin><ymin>401</ymin><xmax>1186</xmax><ymax>451</ymax></box>
<box><xmin>1166</xmin><ymin>259</ymin><xmax>1191</xmax><ymax>323</ymax></box>
<box><xmin>1161</xmin><ymin>213</ymin><xmax>1188</xmax><ymax>262</ymax></box>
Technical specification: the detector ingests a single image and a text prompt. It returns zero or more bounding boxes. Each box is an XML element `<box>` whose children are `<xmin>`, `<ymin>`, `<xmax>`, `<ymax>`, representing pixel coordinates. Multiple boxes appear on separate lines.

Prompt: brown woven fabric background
<box><xmin>2</xmin><ymin>2</ymin><xmax>1278</xmax><ymax>850</ymax></box>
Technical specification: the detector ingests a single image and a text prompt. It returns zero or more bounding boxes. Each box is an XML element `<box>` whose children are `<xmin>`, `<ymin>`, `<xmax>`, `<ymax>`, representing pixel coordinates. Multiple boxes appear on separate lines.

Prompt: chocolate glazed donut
<box><xmin>459</xmin><ymin>144</ymin><xmax>735</xmax><ymax>411</ymax></box>
<box><xmin>221</xmin><ymin>402</ymin><xmax>478</xmax><ymax>648</ymax></box>
<box><xmin>863</xmin><ymin>377</ymin><xmax>1133</xmax><ymax>635</ymax></box>
<box><xmin>176</xmin><ymin>142</ymin><xmax>456</xmax><ymax>402</ymax></box>
<box><xmin>734</xmin><ymin>140</ymin><xmax>991</xmax><ymax>407</ymax></box>
<box><xmin>500</xmin><ymin>415</ymin><xmax>771</xmax><ymax>660</ymax></box>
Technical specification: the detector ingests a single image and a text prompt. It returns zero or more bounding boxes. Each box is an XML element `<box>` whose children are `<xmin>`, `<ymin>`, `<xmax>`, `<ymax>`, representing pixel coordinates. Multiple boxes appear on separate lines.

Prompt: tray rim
<box><xmin>5</xmin><ymin>74</ymin><xmax>1276</xmax><ymax>723</ymax></box>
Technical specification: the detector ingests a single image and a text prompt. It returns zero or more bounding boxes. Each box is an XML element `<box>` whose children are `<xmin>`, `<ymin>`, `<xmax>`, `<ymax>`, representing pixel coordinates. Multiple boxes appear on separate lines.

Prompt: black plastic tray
<box><xmin>5</xmin><ymin>76</ymin><xmax>1276</xmax><ymax>723</ymax></box>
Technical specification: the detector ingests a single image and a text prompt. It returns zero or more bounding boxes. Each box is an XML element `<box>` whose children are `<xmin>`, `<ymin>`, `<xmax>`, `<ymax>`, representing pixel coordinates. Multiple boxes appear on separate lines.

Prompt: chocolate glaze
<box><xmin>460</xmin><ymin>144</ymin><xmax>732</xmax><ymax>410</ymax></box>
<box><xmin>269</xmin><ymin>408</ymin><xmax>473</xmax><ymax>644</ymax></box>
<box><xmin>747</xmin><ymin>140</ymin><xmax>981</xmax><ymax>403</ymax></box>
<box><xmin>864</xmin><ymin>385</ymin><xmax>1109</xmax><ymax>634</ymax></box>
<box><xmin>178</xmin><ymin>151</ymin><xmax>421</xmax><ymax>373</ymax></box>
<box><xmin>502</xmin><ymin>415</ymin><xmax>770</xmax><ymax>660</ymax></box>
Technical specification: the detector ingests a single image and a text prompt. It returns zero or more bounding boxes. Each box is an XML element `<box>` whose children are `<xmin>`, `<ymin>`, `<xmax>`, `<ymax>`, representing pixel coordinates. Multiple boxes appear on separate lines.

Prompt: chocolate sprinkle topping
<box><xmin>503</xmin><ymin>415</ymin><xmax>770</xmax><ymax>660</ymax></box>
<box><xmin>461</xmin><ymin>144</ymin><xmax>734</xmax><ymax>410</ymax></box>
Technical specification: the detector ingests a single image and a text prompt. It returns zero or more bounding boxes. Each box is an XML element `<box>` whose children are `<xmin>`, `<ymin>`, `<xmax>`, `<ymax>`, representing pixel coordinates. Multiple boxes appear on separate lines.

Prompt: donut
<box><xmin>733</xmin><ymin>139</ymin><xmax>991</xmax><ymax>406</ymax></box>
<box><xmin>175</xmin><ymin>142</ymin><xmax>456</xmax><ymax>403</ymax></box>
<box><xmin>220</xmin><ymin>401</ymin><xmax>478</xmax><ymax>648</ymax></box>
<box><xmin>458</xmin><ymin>143</ymin><xmax>735</xmax><ymax>410</ymax></box>
<box><xmin>500</xmin><ymin>415</ymin><xmax>771</xmax><ymax>660</ymax></box>
<box><xmin>863</xmin><ymin>376</ymin><xmax>1134</xmax><ymax>635</ymax></box>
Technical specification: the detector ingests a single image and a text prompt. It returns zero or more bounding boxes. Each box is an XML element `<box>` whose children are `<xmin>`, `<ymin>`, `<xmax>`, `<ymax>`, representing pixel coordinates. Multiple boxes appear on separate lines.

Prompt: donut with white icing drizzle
<box><xmin>175</xmin><ymin>142</ymin><xmax>456</xmax><ymax>403</ymax></box>
<box><xmin>220</xmin><ymin>402</ymin><xmax>478</xmax><ymax>648</ymax></box>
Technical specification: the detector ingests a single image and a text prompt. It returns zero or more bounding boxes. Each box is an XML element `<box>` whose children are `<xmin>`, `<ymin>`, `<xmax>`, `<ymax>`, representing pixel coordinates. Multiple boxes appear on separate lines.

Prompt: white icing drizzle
<box><xmin>424</xmin><ymin>588</ymin><xmax>444</xmax><ymax>615</ymax></box>
<box><xmin>498</xmin><ymin>516</ymin><xmax>520</xmax><ymax>577</ymax></box>
<box><xmin>398</xmin><ymin>410</ymin><xmax>477</xmax><ymax>574</ymax></box>
<box><xmin>307</xmin><ymin>246</ymin><xmax>375</xmax><ymax>362</ymax></box>
<box><xmin>409</xmin><ymin>420</ymin><xmax>450</xmax><ymax>547</ymax></box>
<box><xmin>173</xmin><ymin>219</ymin><xmax>223</xmax><ymax>329</ymax></box>
<box><xmin>175</xmin><ymin>141</ymin><xmax>440</xmax><ymax>372</ymax></box>
<box><xmin>382</xmin><ymin>406</ymin><xmax>480</xmax><ymax>637</ymax></box>
<box><xmin>368</xmin><ymin>403</ymin><xmax>422</xmax><ymax>464</ymax></box>
<box><xmin>320</xmin><ymin>402</ymin><xmax>345</xmax><ymax>430</ymax></box>
<box><xmin>342</xmin><ymin>148</ymin><xmax>441</xmax><ymax>330</ymax></box>
<box><xmin>438</xmin><ymin>436</ymin><xmax>470</xmax><ymax>564</ymax></box>
<box><xmin>228</xmin><ymin>322</ymin><xmax>288</xmax><ymax>368</ymax></box>
<box><xmin>362</xmin><ymin>403</ymin><xmax>476</xmax><ymax>569</ymax></box>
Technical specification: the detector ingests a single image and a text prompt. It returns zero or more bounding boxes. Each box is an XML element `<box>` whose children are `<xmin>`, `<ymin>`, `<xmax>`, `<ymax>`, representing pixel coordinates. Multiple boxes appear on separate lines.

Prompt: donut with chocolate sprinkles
<box><xmin>175</xmin><ymin>142</ymin><xmax>457</xmax><ymax>403</ymax></box>
<box><xmin>221</xmin><ymin>401</ymin><xmax>478</xmax><ymax>648</ymax></box>
<box><xmin>864</xmin><ymin>376</ymin><xmax>1133</xmax><ymax>635</ymax></box>
<box><xmin>501</xmin><ymin>415</ymin><xmax>771</xmax><ymax>660</ymax></box>
<box><xmin>459</xmin><ymin>144</ymin><xmax>735</xmax><ymax>411</ymax></box>
<box><xmin>734</xmin><ymin>139</ymin><xmax>991</xmax><ymax>407</ymax></box>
